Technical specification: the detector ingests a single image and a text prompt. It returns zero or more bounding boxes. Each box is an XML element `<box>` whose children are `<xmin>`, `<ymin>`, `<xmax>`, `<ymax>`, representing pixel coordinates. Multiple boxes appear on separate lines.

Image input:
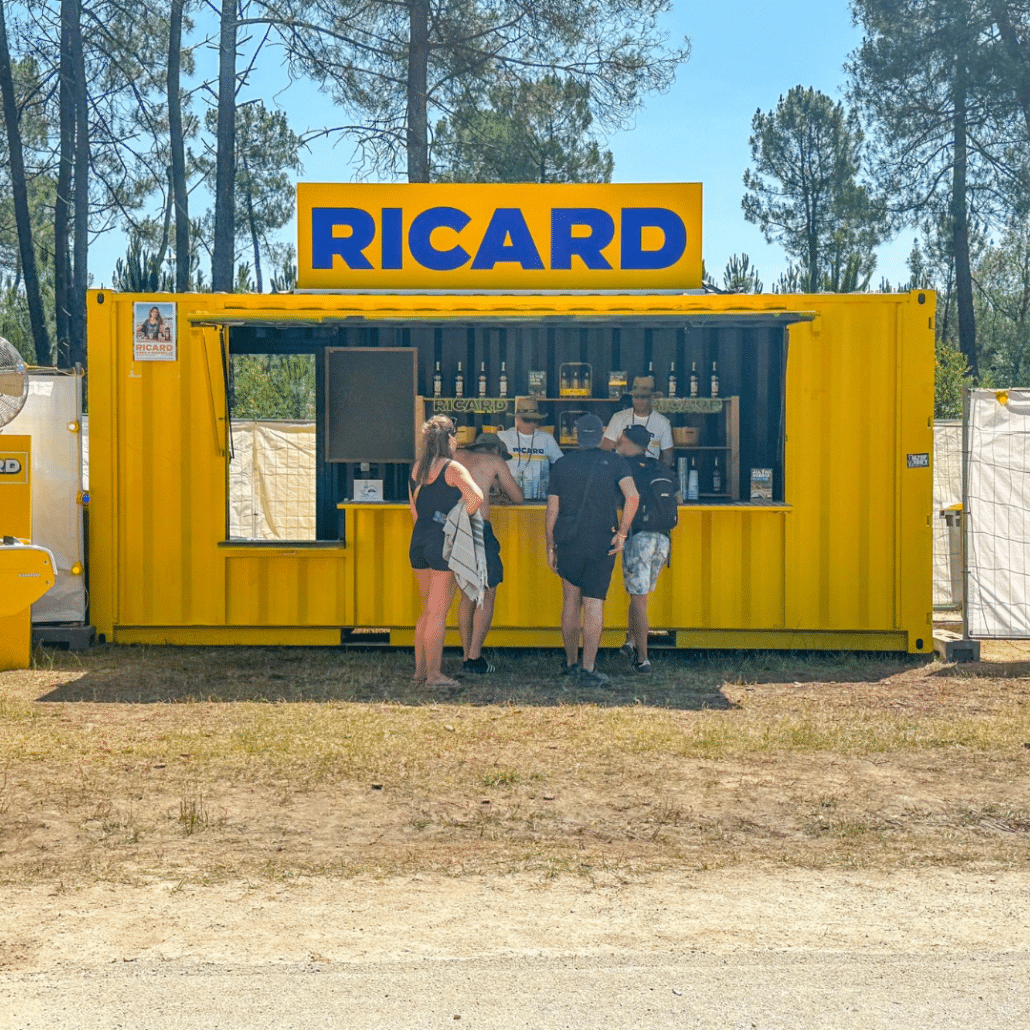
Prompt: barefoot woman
<box><xmin>409</xmin><ymin>416</ymin><xmax>483</xmax><ymax>686</ymax></box>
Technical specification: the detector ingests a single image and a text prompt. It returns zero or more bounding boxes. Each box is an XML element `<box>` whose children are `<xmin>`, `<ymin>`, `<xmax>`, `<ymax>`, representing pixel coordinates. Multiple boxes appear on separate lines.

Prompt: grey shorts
<box><xmin>622</xmin><ymin>532</ymin><xmax>670</xmax><ymax>595</ymax></box>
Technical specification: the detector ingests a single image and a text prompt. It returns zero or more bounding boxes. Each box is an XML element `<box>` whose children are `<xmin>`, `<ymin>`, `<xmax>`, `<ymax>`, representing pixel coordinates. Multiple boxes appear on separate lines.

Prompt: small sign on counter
<box><xmin>353</xmin><ymin>480</ymin><xmax>384</xmax><ymax>502</ymax></box>
<box><xmin>749</xmin><ymin>468</ymin><xmax>773</xmax><ymax>501</ymax></box>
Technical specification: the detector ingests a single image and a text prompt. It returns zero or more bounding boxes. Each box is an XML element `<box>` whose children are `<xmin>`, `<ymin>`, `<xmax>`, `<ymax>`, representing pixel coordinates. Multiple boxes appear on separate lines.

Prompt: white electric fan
<box><xmin>0</xmin><ymin>336</ymin><xmax>29</xmax><ymax>428</ymax></box>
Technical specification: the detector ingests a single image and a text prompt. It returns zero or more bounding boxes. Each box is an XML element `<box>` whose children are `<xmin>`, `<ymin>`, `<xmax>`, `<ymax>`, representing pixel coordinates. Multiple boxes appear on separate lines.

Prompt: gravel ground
<box><xmin>2</xmin><ymin>869</ymin><xmax>1028</xmax><ymax>1029</ymax></box>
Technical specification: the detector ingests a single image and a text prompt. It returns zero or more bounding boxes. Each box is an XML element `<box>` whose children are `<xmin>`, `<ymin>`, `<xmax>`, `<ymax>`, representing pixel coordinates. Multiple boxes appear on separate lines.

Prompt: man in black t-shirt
<box><xmin>546</xmin><ymin>414</ymin><xmax>638</xmax><ymax>686</ymax></box>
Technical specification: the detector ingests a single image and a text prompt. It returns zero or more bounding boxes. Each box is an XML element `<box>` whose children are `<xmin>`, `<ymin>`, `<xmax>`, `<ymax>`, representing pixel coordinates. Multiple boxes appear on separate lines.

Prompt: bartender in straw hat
<box><xmin>496</xmin><ymin>396</ymin><xmax>564</xmax><ymax>496</ymax></box>
<box><xmin>600</xmin><ymin>375</ymin><xmax>674</xmax><ymax>466</ymax></box>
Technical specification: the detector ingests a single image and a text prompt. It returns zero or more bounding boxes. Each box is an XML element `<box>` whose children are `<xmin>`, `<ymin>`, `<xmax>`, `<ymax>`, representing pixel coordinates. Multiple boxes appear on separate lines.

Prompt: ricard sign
<box><xmin>296</xmin><ymin>183</ymin><xmax>702</xmax><ymax>290</ymax></box>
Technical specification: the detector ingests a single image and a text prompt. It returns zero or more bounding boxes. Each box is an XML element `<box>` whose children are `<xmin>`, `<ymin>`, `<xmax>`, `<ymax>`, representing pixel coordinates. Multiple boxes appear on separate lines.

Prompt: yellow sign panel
<box><xmin>296</xmin><ymin>183</ymin><xmax>702</xmax><ymax>291</ymax></box>
<box><xmin>0</xmin><ymin>449</ymin><xmax>29</xmax><ymax>486</ymax></box>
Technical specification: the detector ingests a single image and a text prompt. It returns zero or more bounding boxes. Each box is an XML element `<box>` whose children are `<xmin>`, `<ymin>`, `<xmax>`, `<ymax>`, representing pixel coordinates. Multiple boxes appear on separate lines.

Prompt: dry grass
<box><xmin>1</xmin><ymin>641</ymin><xmax>1028</xmax><ymax>885</ymax></box>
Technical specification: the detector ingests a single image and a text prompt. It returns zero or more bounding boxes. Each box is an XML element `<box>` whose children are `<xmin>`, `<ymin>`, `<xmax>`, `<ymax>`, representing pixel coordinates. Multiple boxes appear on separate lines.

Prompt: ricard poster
<box><xmin>132</xmin><ymin>301</ymin><xmax>177</xmax><ymax>361</ymax></box>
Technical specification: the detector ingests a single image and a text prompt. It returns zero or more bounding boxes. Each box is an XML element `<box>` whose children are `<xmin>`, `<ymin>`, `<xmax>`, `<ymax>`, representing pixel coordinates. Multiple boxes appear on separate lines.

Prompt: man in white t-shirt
<box><xmin>601</xmin><ymin>376</ymin><xmax>674</xmax><ymax>466</ymax></box>
<box><xmin>496</xmin><ymin>396</ymin><xmax>563</xmax><ymax>499</ymax></box>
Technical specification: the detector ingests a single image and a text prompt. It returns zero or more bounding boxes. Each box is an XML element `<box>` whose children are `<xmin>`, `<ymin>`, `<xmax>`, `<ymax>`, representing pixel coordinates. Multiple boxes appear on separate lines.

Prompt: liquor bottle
<box><xmin>478</xmin><ymin>361</ymin><xmax>488</xmax><ymax>398</ymax></box>
<box><xmin>560</xmin><ymin>365</ymin><xmax>571</xmax><ymax>394</ymax></box>
<box><xmin>687</xmin><ymin>457</ymin><xmax>699</xmax><ymax>501</ymax></box>
<box><xmin>648</xmin><ymin>360</ymin><xmax>655</xmax><ymax>382</ymax></box>
<box><xmin>667</xmin><ymin>361</ymin><xmax>677</xmax><ymax>398</ymax></box>
<box><xmin>689</xmin><ymin>361</ymin><xmax>699</xmax><ymax>398</ymax></box>
<box><xmin>454</xmin><ymin>361</ymin><xmax>464</xmax><ymax>398</ymax></box>
<box><xmin>432</xmin><ymin>361</ymin><xmax>442</xmax><ymax>398</ymax></box>
<box><xmin>710</xmin><ymin>361</ymin><xmax>719</xmax><ymax>398</ymax></box>
<box><xmin>712</xmin><ymin>456</ymin><xmax>722</xmax><ymax>493</ymax></box>
<box><xmin>499</xmin><ymin>361</ymin><xmax>508</xmax><ymax>398</ymax></box>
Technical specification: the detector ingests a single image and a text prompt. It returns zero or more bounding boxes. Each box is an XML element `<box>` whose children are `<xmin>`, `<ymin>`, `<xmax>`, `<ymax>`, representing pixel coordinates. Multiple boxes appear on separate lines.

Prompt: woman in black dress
<box><xmin>409</xmin><ymin>416</ymin><xmax>483</xmax><ymax>686</ymax></box>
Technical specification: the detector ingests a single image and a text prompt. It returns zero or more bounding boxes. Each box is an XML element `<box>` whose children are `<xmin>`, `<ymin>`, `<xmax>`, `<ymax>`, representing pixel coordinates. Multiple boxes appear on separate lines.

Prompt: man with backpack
<box><xmin>615</xmin><ymin>424</ymin><xmax>679</xmax><ymax>674</ymax></box>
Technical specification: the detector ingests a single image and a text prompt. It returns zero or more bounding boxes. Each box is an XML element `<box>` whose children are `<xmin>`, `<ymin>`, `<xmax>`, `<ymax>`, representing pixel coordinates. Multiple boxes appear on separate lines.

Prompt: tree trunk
<box><xmin>70</xmin><ymin>0</ymin><xmax>88</xmax><ymax>368</ymax></box>
<box><xmin>406</xmin><ymin>0</ymin><xmax>430</xmax><ymax>182</ymax></box>
<box><xmin>168</xmin><ymin>0</ymin><xmax>190</xmax><ymax>291</ymax></box>
<box><xmin>951</xmin><ymin>61</ymin><xmax>978</xmax><ymax>379</ymax></box>
<box><xmin>242</xmin><ymin>156</ymin><xmax>262</xmax><ymax>293</ymax></box>
<box><xmin>212</xmin><ymin>0</ymin><xmax>237</xmax><ymax>291</ymax></box>
<box><xmin>55</xmin><ymin>0</ymin><xmax>76</xmax><ymax>366</ymax></box>
<box><xmin>0</xmin><ymin>0</ymin><xmax>51</xmax><ymax>364</ymax></box>
<box><xmin>992</xmin><ymin>3</ymin><xmax>1030</xmax><ymax>135</ymax></box>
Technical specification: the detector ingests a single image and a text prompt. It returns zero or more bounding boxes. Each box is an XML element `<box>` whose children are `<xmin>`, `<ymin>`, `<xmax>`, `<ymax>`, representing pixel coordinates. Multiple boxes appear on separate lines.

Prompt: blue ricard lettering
<box><xmin>296</xmin><ymin>183</ymin><xmax>703</xmax><ymax>289</ymax></box>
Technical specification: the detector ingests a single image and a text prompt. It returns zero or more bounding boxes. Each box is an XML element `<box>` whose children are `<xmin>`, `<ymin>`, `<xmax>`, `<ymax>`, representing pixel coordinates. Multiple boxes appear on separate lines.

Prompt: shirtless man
<box><xmin>453</xmin><ymin>432</ymin><xmax>524</xmax><ymax>673</ymax></box>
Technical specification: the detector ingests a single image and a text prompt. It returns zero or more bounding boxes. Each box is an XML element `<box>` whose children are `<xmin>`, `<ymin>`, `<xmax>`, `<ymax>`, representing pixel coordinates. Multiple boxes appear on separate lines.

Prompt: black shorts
<box><xmin>555</xmin><ymin>544</ymin><xmax>616</xmax><ymax>600</ymax></box>
<box><xmin>483</xmin><ymin>520</ymin><xmax>503</xmax><ymax>588</ymax></box>
<box><xmin>409</xmin><ymin>523</ymin><xmax>449</xmax><ymax>572</ymax></box>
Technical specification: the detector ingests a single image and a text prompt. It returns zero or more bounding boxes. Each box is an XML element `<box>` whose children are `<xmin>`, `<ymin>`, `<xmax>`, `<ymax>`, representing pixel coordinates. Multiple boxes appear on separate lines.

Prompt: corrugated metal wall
<box><xmin>88</xmin><ymin>290</ymin><xmax>933</xmax><ymax>652</ymax></box>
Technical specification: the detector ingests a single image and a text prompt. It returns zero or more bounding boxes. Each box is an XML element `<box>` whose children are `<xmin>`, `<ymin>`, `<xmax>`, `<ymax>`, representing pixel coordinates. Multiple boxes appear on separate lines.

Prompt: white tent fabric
<box><xmin>965</xmin><ymin>388</ymin><xmax>1030</xmax><ymax>638</ymax></box>
<box><xmin>229</xmin><ymin>421</ymin><xmax>316</xmax><ymax>540</ymax></box>
<box><xmin>933</xmin><ymin>421</ymin><xmax>962</xmax><ymax>608</ymax></box>
<box><xmin>2</xmin><ymin>372</ymin><xmax>87</xmax><ymax>623</ymax></box>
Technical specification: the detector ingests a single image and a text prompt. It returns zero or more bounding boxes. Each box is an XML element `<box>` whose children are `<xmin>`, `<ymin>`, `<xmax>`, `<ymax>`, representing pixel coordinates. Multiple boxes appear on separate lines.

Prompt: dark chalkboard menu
<box><xmin>325</xmin><ymin>348</ymin><xmax>418</xmax><ymax>463</ymax></box>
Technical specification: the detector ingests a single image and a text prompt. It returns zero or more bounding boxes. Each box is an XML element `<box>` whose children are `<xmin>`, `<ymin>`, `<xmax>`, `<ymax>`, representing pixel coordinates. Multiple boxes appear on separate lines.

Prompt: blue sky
<box><xmin>90</xmin><ymin>0</ymin><xmax>914</xmax><ymax>289</ymax></box>
<box><xmin>597</xmin><ymin>0</ymin><xmax>911</xmax><ymax>288</ymax></box>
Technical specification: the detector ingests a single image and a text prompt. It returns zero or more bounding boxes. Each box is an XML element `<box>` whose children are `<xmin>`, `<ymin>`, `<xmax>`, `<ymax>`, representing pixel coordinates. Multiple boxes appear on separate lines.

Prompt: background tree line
<box><xmin>4</xmin><ymin>0</ymin><xmax>1030</xmax><ymax>422</ymax></box>
<box><xmin>0</xmin><ymin>0</ymin><xmax>686</xmax><ymax>371</ymax></box>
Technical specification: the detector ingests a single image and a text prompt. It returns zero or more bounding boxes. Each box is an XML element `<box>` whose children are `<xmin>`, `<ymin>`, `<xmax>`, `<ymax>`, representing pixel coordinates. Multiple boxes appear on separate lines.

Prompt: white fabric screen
<box><xmin>965</xmin><ymin>388</ymin><xmax>1030</xmax><ymax>638</ymax></box>
<box><xmin>228</xmin><ymin>421</ymin><xmax>317</xmax><ymax>540</ymax></box>
<box><xmin>932</xmin><ymin>421</ymin><xmax>962</xmax><ymax>608</ymax></box>
<box><xmin>2</xmin><ymin>372</ymin><xmax>87</xmax><ymax>624</ymax></box>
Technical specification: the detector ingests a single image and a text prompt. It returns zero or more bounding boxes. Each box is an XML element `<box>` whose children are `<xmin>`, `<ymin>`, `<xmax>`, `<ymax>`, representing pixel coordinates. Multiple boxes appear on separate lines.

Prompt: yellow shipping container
<box><xmin>87</xmin><ymin>288</ymin><xmax>934</xmax><ymax>654</ymax></box>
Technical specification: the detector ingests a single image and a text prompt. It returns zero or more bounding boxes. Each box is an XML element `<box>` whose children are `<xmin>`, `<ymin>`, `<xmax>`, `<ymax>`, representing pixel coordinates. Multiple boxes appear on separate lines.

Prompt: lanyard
<box><xmin>516</xmin><ymin>430</ymin><xmax>537</xmax><ymax>470</ymax></box>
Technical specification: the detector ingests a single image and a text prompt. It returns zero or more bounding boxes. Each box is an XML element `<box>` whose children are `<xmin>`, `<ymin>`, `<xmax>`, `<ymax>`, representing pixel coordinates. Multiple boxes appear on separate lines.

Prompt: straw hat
<box><xmin>630</xmin><ymin>376</ymin><xmax>656</xmax><ymax>398</ymax></box>
<box><xmin>511</xmin><ymin>395</ymin><xmax>546</xmax><ymax>421</ymax></box>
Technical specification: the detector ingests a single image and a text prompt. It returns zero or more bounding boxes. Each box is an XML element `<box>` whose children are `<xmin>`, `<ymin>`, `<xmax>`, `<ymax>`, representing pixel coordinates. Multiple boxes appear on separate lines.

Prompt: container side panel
<box><xmin>784</xmin><ymin>296</ymin><xmax>911</xmax><ymax>633</ymax></box>
<box><xmin>86</xmin><ymin>295</ymin><xmax>118</xmax><ymax>637</ymax></box>
<box><xmin>225</xmin><ymin>552</ymin><xmax>351</xmax><ymax>626</ymax></box>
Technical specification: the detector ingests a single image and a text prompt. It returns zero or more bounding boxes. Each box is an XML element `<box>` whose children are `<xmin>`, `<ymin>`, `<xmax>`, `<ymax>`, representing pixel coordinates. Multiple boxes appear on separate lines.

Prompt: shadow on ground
<box><xmin>30</xmin><ymin>644</ymin><xmax>930</xmax><ymax>710</ymax></box>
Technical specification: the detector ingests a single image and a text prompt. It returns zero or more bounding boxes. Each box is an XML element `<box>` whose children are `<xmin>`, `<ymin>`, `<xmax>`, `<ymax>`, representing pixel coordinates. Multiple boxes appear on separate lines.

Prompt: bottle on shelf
<box><xmin>689</xmin><ymin>361</ymin><xmax>699</xmax><ymax>398</ymax></box>
<box><xmin>667</xmin><ymin>361</ymin><xmax>677</xmax><ymax>398</ymax></box>
<box><xmin>687</xmin><ymin>457</ymin><xmax>699</xmax><ymax>501</ymax></box>
<box><xmin>647</xmin><ymin>360</ymin><xmax>655</xmax><ymax>381</ymax></box>
<box><xmin>710</xmin><ymin>361</ymin><xmax>719</xmax><ymax>398</ymax></box>
<box><xmin>712</xmin><ymin>456</ymin><xmax>721</xmax><ymax>494</ymax></box>
<box><xmin>478</xmin><ymin>361</ymin><xmax>488</xmax><ymax>398</ymax></box>
<box><xmin>560</xmin><ymin>365</ymin><xmax>571</xmax><ymax>394</ymax></box>
<box><xmin>432</xmin><ymin>361</ymin><xmax>442</xmax><ymax>398</ymax></box>
<box><xmin>454</xmin><ymin>361</ymin><xmax>464</xmax><ymax>398</ymax></box>
<box><xmin>499</xmin><ymin>361</ymin><xmax>508</xmax><ymax>398</ymax></box>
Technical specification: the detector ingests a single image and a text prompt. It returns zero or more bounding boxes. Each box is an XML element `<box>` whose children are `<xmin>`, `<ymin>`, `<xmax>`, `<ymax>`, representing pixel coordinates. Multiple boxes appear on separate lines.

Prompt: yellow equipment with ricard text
<box><xmin>0</xmin><ymin>435</ymin><xmax>56</xmax><ymax>669</ymax></box>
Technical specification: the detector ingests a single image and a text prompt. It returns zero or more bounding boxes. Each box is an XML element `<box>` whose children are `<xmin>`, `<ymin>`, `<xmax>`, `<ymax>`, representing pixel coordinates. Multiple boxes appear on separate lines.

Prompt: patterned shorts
<box><xmin>622</xmin><ymin>531</ymin><xmax>670</xmax><ymax>595</ymax></box>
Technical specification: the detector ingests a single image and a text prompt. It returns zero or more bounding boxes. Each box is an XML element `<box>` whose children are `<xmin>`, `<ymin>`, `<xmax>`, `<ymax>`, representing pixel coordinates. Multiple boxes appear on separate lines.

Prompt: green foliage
<box><xmin>972</xmin><ymin>214</ymin><xmax>1030</xmax><ymax>386</ymax></box>
<box><xmin>290</xmin><ymin>0</ymin><xmax>688</xmax><ymax>180</ymax></box>
<box><xmin>742</xmin><ymin>85</ymin><xmax>883</xmax><ymax>292</ymax></box>
<box><xmin>112</xmin><ymin>237</ymin><xmax>174</xmax><ymax>292</ymax></box>
<box><xmin>0</xmin><ymin>275</ymin><xmax>54</xmax><ymax>363</ymax></box>
<box><xmin>722</xmin><ymin>253</ymin><xmax>763</xmax><ymax>293</ymax></box>
<box><xmin>199</xmin><ymin>101</ymin><xmax>303</xmax><ymax>290</ymax></box>
<box><xmin>433</xmin><ymin>76</ymin><xmax>614</xmax><ymax>184</ymax></box>
<box><xmin>231</xmin><ymin>354</ymin><xmax>316</xmax><ymax>421</ymax></box>
<box><xmin>935</xmin><ymin>338</ymin><xmax>971</xmax><ymax>419</ymax></box>
<box><xmin>270</xmin><ymin>253</ymin><xmax>297</xmax><ymax>294</ymax></box>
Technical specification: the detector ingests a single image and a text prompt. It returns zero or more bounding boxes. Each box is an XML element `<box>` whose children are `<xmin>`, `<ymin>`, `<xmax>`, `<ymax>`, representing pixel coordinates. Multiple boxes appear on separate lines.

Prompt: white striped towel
<box><xmin>442</xmin><ymin>502</ymin><xmax>488</xmax><ymax>607</ymax></box>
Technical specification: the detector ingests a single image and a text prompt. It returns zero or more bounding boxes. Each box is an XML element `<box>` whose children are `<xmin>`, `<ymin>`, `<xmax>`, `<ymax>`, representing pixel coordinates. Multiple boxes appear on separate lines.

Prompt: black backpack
<box><xmin>633</xmin><ymin>457</ymin><xmax>679</xmax><ymax>534</ymax></box>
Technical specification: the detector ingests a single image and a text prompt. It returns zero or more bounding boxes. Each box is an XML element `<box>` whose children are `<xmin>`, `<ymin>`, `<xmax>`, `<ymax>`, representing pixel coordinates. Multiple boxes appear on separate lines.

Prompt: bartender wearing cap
<box><xmin>600</xmin><ymin>375</ymin><xmax>674</xmax><ymax>466</ymax></box>
<box><xmin>496</xmin><ymin>396</ymin><xmax>563</xmax><ymax>499</ymax></box>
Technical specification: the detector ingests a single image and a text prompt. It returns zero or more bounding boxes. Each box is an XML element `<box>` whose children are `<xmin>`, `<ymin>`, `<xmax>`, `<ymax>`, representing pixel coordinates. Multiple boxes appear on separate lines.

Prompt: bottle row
<box><xmin>430</xmin><ymin>360</ymin><xmax>722</xmax><ymax>399</ymax></box>
<box><xmin>678</xmin><ymin>455</ymin><xmax>724</xmax><ymax>499</ymax></box>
